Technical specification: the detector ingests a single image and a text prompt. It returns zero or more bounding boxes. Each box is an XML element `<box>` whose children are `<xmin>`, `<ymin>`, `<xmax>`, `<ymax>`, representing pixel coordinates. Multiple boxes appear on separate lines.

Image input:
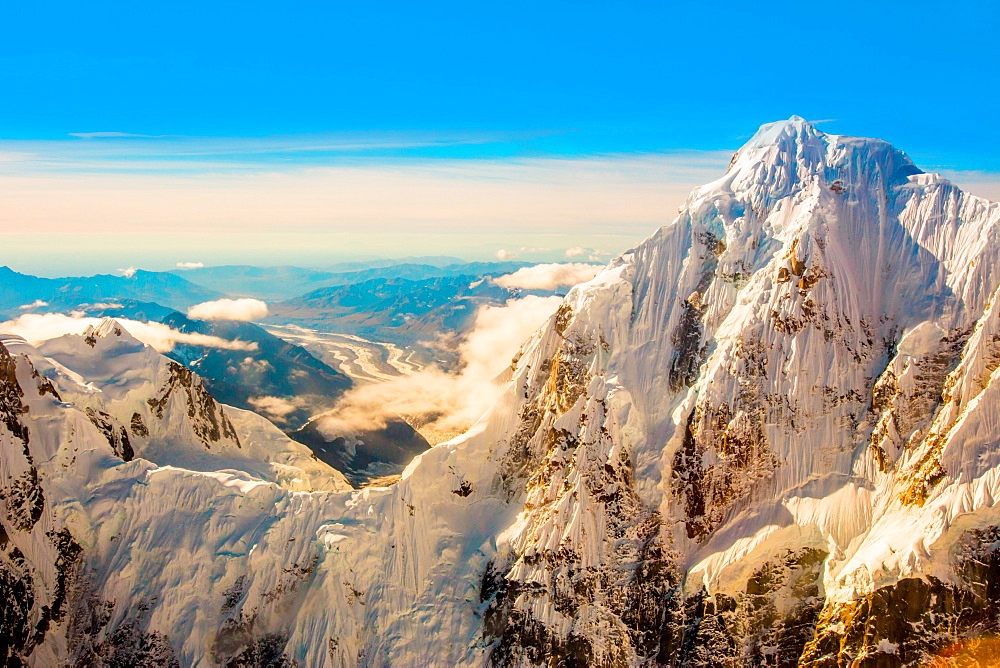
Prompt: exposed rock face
<box><xmin>476</xmin><ymin>118</ymin><xmax>1000</xmax><ymax>666</ymax></box>
<box><xmin>5</xmin><ymin>119</ymin><xmax>1000</xmax><ymax>665</ymax></box>
<box><xmin>85</xmin><ymin>408</ymin><xmax>135</xmax><ymax>461</ymax></box>
<box><xmin>802</xmin><ymin>524</ymin><xmax>1000</xmax><ymax>665</ymax></box>
<box><xmin>470</xmin><ymin>120</ymin><xmax>1000</xmax><ymax>666</ymax></box>
<box><xmin>0</xmin><ymin>327</ymin><xmax>350</xmax><ymax>663</ymax></box>
<box><xmin>146</xmin><ymin>360</ymin><xmax>240</xmax><ymax>449</ymax></box>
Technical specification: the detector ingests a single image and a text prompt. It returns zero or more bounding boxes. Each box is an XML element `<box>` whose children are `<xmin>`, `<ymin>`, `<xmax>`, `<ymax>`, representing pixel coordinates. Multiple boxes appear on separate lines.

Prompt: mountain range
<box><xmin>1</xmin><ymin>261</ymin><xmax>563</xmax><ymax>360</ymax></box>
<box><xmin>169</xmin><ymin>261</ymin><xmax>529</xmax><ymax>301</ymax></box>
<box><xmin>4</xmin><ymin>118</ymin><xmax>1000</xmax><ymax>665</ymax></box>
<box><xmin>266</xmin><ymin>273</ymin><xmax>556</xmax><ymax>358</ymax></box>
<box><xmin>0</xmin><ymin>268</ymin><xmax>223</xmax><ymax>314</ymax></box>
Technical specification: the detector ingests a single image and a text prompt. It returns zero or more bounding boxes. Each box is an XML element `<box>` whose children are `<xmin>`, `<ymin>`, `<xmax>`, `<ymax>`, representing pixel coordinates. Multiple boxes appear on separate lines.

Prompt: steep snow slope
<box><xmin>5</xmin><ymin>119</ymin><xmax>1000</xmax><ymax>666</ymax></box>
<box><xmin>476</xmin><ymin>117</ymin><xmax>1000</xmax><ymax>665</ymax></box>
<box><xmin>0</xmin><ymin>322</ymin><xmax>507</xmax><ymax>665</ymax></box>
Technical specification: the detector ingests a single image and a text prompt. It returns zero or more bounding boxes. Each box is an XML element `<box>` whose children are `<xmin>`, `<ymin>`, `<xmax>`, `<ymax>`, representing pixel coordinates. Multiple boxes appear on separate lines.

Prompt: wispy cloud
<box><xmin>69</xmin><ymin>132</ymin><xmax>178</xmax><ymax>139</ymax></box>
<box><xmin>248</xmin><ymin>395</ymin><xmax>303</xmax><ymax>422</ymax></box>
<box><xmin>1</xmin><ymin>153</ymin><xmax>725</xmax><ymax>234</ymax></box>
<box><xmin>0</xmin><ymin>133</ymin><xmax>750</xmax><ymax>272</ymax></box>
<box><xmin>0</xmin><ymin>129</ymin><xmax>555</xmax><ymax>174</ymax></box>
<box><xmin>317</xmin><ymin>295</ymin><xmax>562</xmax><ymax>439</ymax></box>
<box><xmin>0</xmin><ymin>313</ymin><xmax>258</xmax><ymax>352</ymax></box>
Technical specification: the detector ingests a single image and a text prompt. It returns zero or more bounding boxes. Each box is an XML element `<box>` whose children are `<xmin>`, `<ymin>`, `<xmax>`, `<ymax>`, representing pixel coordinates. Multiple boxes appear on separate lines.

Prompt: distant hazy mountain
<box><xmin>168</xmin><ymin>265</ymin><xmax>348</xmax><ymax>300</ymax></box>
<box><xmin>316</xmin><ymin>255</ymin><xmax>466</xmax><ymax>271</ymax></box>
<box><xmin>0</xmin><ymin>266</ymin><xmax>223</xmax><ymax>314</ymax></box>
<box><xmin>266</xmin><ymin>273</ymin><xmax>549</xmax><ymax>355</ymax></box>
<box><xmin>170</xmin><ymin>260</ymin><xmax>529</xmax><ymax>300</ymax></box>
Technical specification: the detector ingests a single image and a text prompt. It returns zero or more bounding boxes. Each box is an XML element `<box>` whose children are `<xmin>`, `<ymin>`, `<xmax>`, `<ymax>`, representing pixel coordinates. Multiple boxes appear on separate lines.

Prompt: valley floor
<box><xmin>262</xmin><ymin>324</ymin><xmax>426</xmax><ymax>382</ymax></box>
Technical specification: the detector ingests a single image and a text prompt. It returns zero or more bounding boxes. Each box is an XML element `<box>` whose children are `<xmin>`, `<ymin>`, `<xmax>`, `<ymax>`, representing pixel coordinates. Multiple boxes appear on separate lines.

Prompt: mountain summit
<box><xmin>3</xmin><ymin>120</ymin><xmax>1000</xmax><ymax>665</ymax></box>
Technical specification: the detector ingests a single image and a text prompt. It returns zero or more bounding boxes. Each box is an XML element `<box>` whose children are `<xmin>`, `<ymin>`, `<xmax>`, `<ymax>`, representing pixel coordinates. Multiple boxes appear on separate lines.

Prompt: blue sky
<box><xmin>1</xmin><ymin>0</ymin><xmax>998</xmax><ymax>274</ymax></box>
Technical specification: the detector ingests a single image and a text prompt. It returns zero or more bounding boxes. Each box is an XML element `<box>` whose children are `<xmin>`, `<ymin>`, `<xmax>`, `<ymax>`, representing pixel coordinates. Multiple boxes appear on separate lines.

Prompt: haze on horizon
<box><xmin>1</xmin><ymin>0</ymin><xmax>998</xmax><ymax>276</ymax></box>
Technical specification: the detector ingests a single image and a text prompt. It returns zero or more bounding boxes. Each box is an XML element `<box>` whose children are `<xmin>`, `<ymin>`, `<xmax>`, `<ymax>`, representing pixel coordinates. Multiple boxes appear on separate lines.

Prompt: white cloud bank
<box><xmin>0</xmin><ymin>313</ymin><xmax>258</xmax><ymax>353</ymax></box>
<box><xmin>188</xmin><ymin>298</ymin><xmax>269</xmax><ymax>321</ymax></box>
<box><xmin>494</xmin><ymin>263</ymin><xmax>603</xmax><ymax>290</ymax></box>
<box><xmin>317</xmin><ymin>295</ymin><xmax>562</xmax><ymax>439</ymax></box>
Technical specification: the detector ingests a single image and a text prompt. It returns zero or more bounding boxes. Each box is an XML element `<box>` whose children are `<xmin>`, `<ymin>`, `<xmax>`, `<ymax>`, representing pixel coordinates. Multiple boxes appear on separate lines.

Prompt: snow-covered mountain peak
<box><xmin>713</xmin><ymin>117</ymin><xmax>922</xmax><ymax>211</ymax></box>
<box><xmin>82</xmin><ymin>316</ymin><xmax>130</xmax><ymax>343</ymax></box>
<box><xmin>742</xmin><ymin>114</ymin><xmax>822</xmax><ymax>149</ymax></box>
<box><xmin>469</xmin><ymin>119</ymin><xmax>1000</xmax><ymax>663</ymax></box>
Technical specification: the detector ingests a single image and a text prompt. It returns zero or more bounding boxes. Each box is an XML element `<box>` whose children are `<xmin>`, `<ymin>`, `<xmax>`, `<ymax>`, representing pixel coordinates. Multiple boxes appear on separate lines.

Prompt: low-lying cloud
<box><xmin>188</xmin><ymin>298</ymin><xmax>269</xmax><ymax>321</ymax></box>
<box><xmin>315</xmin><ymin>295</ymin><xmax>562</xmax><ymax>441</ymax></box>
<box><xmin>18</xmin><ymin>300</ymin><xmax>48</xmax><ymax>310</ymax></box>
<box><xmin>248</xmin><ymin>395</ymin><xmax>302</xmax><ymax>422</ymax></box>
<box><xmin>494</xmin><ymin>263</ymin><xmax>603</xmax><ymax>290</ymax></box>
<box><xmin>176</xmin><ymin>261</ymin><xmax>205</xmax><ymax>269</ymax></box>
<box><xmin>0</xmin><ymin>313</ymin><xmax>258</xmax><ymax>353</ymax></box>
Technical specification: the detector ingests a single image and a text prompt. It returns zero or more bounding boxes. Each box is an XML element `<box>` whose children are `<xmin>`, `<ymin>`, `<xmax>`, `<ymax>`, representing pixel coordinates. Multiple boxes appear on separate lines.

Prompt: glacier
<box><xmin>4</xmin><ymin>117</ymin><xmax>1000</xmax><ymax>665</ymax></box>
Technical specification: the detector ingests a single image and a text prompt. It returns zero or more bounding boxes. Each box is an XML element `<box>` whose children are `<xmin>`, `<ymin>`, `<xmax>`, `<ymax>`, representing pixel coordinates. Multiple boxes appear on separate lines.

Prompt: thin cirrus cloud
<box><xmin>1</xmin><ymin>131</ymin><xmax>998</xmax><ymax>246</ymax></box>
<box><xmin>0</xmin><ymin>156</ymin><xmax>717</xmax><ymax>235</ymax></box>
<box><xmin>68</xmin><ymin>132</ymin><xmax>178</xmax><ymax>139</ymax></box>
<box><xmin>1</xmin><ymin>129</ymin><xmax>540</xmax><ymax>168</ymax></box>
<box><xmin>0</xmin><ymin>130</ymin><xmax>734</xmax><ymax>246</ymax></box>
